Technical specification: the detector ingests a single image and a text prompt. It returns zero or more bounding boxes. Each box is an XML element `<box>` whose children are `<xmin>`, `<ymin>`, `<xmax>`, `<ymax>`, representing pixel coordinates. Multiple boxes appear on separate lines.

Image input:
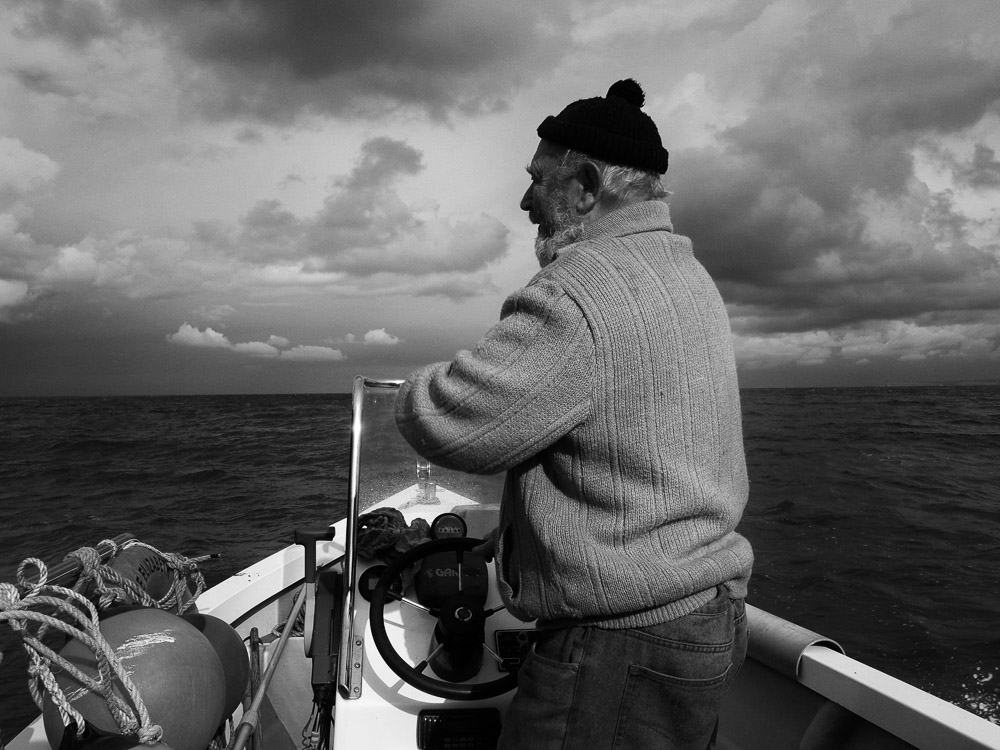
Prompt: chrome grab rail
<box><xmin>337</xmin><ymin>376</ymin><xmax>404</xmax><ymax>700</ymax></box>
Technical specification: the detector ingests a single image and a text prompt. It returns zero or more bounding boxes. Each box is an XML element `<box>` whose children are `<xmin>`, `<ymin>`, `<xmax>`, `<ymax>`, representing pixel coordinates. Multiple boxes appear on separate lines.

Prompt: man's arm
<box><xmin>395</xmin><ymin>277</ymin><xmax>593</xmax><ymax>473</ymax></box>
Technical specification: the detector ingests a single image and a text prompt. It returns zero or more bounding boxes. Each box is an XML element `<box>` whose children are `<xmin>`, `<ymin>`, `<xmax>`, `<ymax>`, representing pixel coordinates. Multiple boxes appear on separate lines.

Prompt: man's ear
<box><xmin>573</xmin><ymin>161</ymin><xmax>602</xmax><ymax>215</ymax></box>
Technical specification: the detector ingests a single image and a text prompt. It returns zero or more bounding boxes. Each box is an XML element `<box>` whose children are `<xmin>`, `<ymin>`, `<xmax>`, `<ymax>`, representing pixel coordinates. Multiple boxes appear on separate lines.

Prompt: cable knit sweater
<box><xmin>395</xmin><ymin>201</ymin><xmax>752</xmax><ymax>628</ymax></box>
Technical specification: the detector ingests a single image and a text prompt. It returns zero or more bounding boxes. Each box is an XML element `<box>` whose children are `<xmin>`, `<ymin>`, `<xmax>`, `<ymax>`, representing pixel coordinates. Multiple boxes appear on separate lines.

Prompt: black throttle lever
<box><xmin>295</xmin><ymin>526</ymin><xmax>337</xmax><ymax>657</ymax></box>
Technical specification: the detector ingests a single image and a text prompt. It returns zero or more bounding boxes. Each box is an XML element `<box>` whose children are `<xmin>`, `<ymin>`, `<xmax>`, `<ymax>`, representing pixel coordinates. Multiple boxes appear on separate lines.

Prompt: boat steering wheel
<box><xmin>367</xmin><ymin>537</ymin><xmax>519</xmax><ymax>700</ymax></box>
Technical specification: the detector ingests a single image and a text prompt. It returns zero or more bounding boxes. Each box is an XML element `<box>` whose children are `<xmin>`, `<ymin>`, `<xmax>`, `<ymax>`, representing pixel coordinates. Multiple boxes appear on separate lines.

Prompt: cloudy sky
<box><xmin>1</xmin><ymin>0</ymin><xmax>998</xmax><ymax>396</ymax></box>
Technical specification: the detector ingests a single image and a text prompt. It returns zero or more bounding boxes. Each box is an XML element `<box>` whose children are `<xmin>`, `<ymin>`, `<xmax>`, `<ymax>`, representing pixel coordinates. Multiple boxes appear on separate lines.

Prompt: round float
<box><xmin>42</xmin><ymin>608</ymin><xmax>225</xmax><ymax>750</ymax></box>
<box><xmin>109</xmin><ymin>547</ymin><xmax>195</xmax><ymax>612</ymax></box>
<box><xmin>181</xmin><ymin>612</ymin><xmax>250</xmax><ymax>716</ymax></box>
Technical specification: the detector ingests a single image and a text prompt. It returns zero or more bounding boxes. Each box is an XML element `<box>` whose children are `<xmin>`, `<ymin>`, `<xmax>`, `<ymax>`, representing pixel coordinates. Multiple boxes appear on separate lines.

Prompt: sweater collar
<box><xmin>579</xmin><ymin>200</ymin><xmax>673</xmax><ymax>245</ymax></box>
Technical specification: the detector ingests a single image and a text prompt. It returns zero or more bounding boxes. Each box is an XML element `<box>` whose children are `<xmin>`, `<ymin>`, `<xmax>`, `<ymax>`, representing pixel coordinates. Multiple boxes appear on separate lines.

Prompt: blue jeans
<box><xmin>498</xmin><ymin>588</ymin><xmax>747</xmax><ymax>750</ymax></box>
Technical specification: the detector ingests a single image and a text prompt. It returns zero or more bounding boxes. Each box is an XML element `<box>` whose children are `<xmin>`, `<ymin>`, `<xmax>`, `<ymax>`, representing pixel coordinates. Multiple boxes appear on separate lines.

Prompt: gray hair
<box><xmin>554</xmin><ymin>150</ymin><xmax>670</xmax><ymax>205</ymax></box>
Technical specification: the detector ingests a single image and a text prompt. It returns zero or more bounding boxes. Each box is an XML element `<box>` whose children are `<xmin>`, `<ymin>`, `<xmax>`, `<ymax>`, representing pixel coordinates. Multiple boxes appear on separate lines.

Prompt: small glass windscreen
<box><xmin>352</xmin><ymin>378</ymin><xmax>505</xmax><ymax>518</ymax></box>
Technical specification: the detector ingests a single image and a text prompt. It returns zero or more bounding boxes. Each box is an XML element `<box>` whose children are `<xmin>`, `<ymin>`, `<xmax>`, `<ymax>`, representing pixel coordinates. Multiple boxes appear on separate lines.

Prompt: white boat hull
<box><xmin>9</xmin><ymin>511</ymin><xmax>999</xmax><ymax>750</ymax></box>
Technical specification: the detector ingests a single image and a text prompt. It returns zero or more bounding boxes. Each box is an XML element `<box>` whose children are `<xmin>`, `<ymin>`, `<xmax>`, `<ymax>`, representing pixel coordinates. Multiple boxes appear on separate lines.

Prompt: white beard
<box><xmin>534</xmin><ymin>223</ymin><xmax>584</xmax><ymax>267</ymax></box>
<box><xmin>533</xmin><ymin>188</ymin><xmax>585</xmax><ymax>268</ymax></box>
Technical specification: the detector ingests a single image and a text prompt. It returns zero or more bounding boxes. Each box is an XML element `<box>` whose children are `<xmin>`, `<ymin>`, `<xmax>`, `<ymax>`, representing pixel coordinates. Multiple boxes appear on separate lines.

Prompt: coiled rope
<box><xmin>0</xmin><ymin>538</ymin><xmax>209</xmax><ymax>744</ymax></box>
<box><xmin>73</xmin><ymin>539</ymin><xmax>206</xmax><ymax>614</ymax></box>
<box><xmin>0</xmin><ymin>577</ymin><xmax>162</xmax><ymax>743</ymax></box>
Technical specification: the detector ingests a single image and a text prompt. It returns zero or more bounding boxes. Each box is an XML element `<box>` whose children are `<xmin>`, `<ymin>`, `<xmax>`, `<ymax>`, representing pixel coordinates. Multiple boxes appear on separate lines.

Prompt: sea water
<box><xmin>1</xmin><ymin>386</ymin><xmax>998</xmax><ymax>737</ymax></box>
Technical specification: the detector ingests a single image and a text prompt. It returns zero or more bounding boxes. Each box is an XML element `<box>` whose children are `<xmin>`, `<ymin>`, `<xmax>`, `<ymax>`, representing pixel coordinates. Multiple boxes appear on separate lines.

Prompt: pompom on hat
<box><xmin>537</xmin><ymin>79</ymin><xmax>669</xmax><ymax>174</ymax></box>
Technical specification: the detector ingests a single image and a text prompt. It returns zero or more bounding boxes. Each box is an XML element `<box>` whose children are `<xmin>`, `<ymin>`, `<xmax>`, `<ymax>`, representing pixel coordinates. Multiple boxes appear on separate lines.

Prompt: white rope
<box><xmin>1</xmin><ymin>538</ymin><xmax>212</xmax><ymax>743</ymax></box>
<box><xmin>0</xmin><ymin>580</ymin><xmax>164</xmax><ymax>743</ymax></box>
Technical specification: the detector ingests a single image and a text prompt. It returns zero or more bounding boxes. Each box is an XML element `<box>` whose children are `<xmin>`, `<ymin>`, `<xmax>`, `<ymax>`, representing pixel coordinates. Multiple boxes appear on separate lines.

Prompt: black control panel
<box><xmin>417</xmin><ymin>708</ymin><xmax>502</xmax><ymax>749</ymax></box>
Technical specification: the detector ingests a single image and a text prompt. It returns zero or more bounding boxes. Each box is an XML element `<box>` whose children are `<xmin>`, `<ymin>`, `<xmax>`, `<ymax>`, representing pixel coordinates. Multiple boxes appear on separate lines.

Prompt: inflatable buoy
<box><xmin>42</xmin><ymin>608</ymin><xmax>225</xmax><ymax>750</ymax></box>
<box><xmin>109</xmin><ymin>547</ymin><xmax>195</xmax><ymax>613</ymax></box>
<box><xmin>110</xmin><ymin>547</ymin><xmax>173</xmax><ymax>600</ymax></box>
<box><xmin>181</xmin><ymin>613</ymin><xmax>250</xmax><ymax>716</ymax></box>
<box><xmin>41</xmin><ymin>703</ymin><xmax>87</xmax><ymax>750</ymax></box>
<box><xmin>84</xmin><ymin>739</ymin><xmax>174</xmax><ymax>750</ymax></box>
<box><xmin>98</xmin><ymin>604</ymin><xmax>145</xmax><ymax>620</ymax></box>
<box><xmin>41</xmin><ymin>712</ymin><xmax>175</xmax><ymax>750</ymax></box>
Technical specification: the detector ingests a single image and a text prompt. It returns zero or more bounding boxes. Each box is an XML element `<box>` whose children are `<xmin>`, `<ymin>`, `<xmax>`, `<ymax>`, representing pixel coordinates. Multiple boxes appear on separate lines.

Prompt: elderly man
<box><xmin>395</xmin><ymin>79</ymin><xmax>752</xmax><ymax>750</ymax></box>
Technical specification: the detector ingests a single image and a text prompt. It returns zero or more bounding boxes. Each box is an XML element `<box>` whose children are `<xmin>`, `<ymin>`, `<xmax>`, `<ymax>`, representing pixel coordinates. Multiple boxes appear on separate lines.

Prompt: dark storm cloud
<box><xmin>838</xmin><ymin>26</ymin><xmax>1000</xmax><ymax>137</ymax></box>
<box><xmin>11</xmin><ymin>0</ymin><xmax>115</xmax><ymax>48</ymax></box>
<box><xmin>11</xmin><ymin>67</ymin><xmax>77</xmax><ymax>97</ymax></box>
<box><xmin>110</xmin><ymin>0</ymin><xmax>569</xmax><ymax>122</ymax></box>
<box><xmin>344</xmin><ymin>137</ymin><xmax>423</xmax><ymax>190</ymax></box>
<box><xmin>678</xmin><ymin>142</ymin><xmax>1000</xmax><ymax>334</ymax></box>
<box><xmin>239</xmin><ymin>199</ymin><xmax>304</xmax><ymax>262</ymax></box>
<box><xmin>236</xmin><ymin>137</ymin><xmax>509</xmax><ymax>278</ymax></box>
<box><xmin>671</xmin><ymin>1</ymin><xmax>1000</xmax><ymax>341</ymax></box>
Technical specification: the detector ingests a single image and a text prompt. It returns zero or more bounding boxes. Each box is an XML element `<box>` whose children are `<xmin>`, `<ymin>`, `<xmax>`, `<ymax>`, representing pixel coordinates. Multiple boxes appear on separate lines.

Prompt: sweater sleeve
<box><xmin>395</xmin><ymin>276</ymin><xmax>593</xmax><ymax>474</ymax></box>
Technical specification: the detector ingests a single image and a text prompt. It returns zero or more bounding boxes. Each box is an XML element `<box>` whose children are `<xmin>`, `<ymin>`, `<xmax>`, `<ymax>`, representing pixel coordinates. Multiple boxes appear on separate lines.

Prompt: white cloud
<box><xmin>0</xmin><ymin>139</ymin><xmax>61</xmax><ymax>323</ymax></box>
<box><xmin>166</xmin><ymin>324</ymin><xmax>345</xmax><ymax>362</ymax></box>
<box><xmin>166</xmin><ymin>323</ymin><xmax>231</xmax><ymax>348</ymax></box>
<box><xmin>241</xmin><ymin>263</ymin><xmax>346</xmax><ymax>287</ymax></box>
<box><xmin>0</xmin><ymin>279</ymin><xmax>31</xmax><ymax>320</ymax></box>
<box><xmin>734</xmin><ymin>319</ymin><xmax>1000</xmax><ymax>372</ymax></box>
<box><xmin>39</xmin><ymin>246</ymin><xmax>100</xmax><ymax>283</ymax></box>
<box><xmin>734</xmin><ymin>330</ymin><xmax>836</xmax><ymax>370</ymax></box>
<box><xmin>839</xmin><ymin>320</ymin><xmax>999</xmax><ymax>363</ymax></box>
<box><xmin>0</xmin><ymin>278</ymin><xmax>29</xmax><ymax>305</ymax></box>
<box><xmin>0</xmin><ymin>137</ymin><xmax>59</xmax><ymax>199</ymax></box>
<box><xmin>26</xmin><ymin>232</ymin><xmax>237</xmax><ymax>300</ymax></box>
<box><xmin>363</xmin><ymin>328</ymin><xmax>401</xmax><ymax>346</ymax></box>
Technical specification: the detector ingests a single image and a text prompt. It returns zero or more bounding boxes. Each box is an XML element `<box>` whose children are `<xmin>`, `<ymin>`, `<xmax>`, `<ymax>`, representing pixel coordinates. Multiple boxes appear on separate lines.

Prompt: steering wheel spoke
<box><xmin>415</xmin><ymin>641</ymin><xmax>447</xmax><ymax>674</ymax></box>
<box><xmin>387</xmin><ymin>589</ymin><xmax>439</xmax><ymax>617</ymax></box>
<box><xmin>482</xmin><ymin>640</ymin><xmax>504</xmax><ymax>666</ymax></box>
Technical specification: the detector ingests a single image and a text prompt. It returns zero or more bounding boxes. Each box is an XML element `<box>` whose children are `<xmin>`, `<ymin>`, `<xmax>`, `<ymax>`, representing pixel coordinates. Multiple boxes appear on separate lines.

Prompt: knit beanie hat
<box><xmin>537</xmin><ymin>79</ymin><xmax>669</xmax><ymax>174</ymax></box>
